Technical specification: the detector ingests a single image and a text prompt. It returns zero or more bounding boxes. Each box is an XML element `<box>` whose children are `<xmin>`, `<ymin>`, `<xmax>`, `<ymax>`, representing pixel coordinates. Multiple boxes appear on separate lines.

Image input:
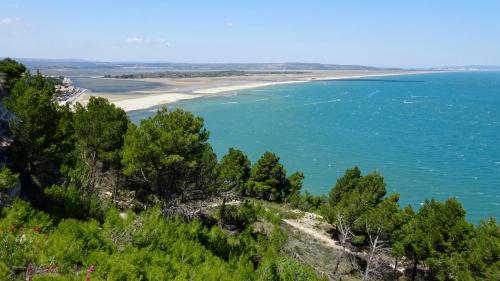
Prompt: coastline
<box><xmin>76</xmin><ymin>70</ymin><xmax>437</xmax><ymax>112</ymax></box>
<box><xmin>192</xmin><ymin>70</ymin><xmax>434</xmax><ymax>95</ymax></box>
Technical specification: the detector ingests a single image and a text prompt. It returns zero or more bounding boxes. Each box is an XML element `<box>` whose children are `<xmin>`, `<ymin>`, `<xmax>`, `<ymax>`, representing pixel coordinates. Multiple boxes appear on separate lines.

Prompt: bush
<box><xmin>217</xmin><ymin>200</ymin><xmax>258</xmax><ymax>230</ymax></box>
<box><xmin>288</xmin><ymin>191</ymin><xmax>326</xmax><ymax>212</ymax></box>
<box><xmin>0</xmin><ymin>166</ymin><xmax>18</xmax><ymax>192</ymax></box>
<box><xmin>0</xmin><ymin>188</ymin><xmax>323</xmax><ymax>281</ymax></box>
<box><xmin>0</xmin><ymin>261</ymin><xmax>10</xmax><ymax>280</ymax></box>
<box><xmin>44</xmin><ymin>184</ymin><xmax>105</xmax><ymax>221</ymax></box>
<box><xmin>258</xmin><ymin>256</ymin><xmax>326</xmax><ymax>281</ymax></box>
<box><xmin>0</xmin><ymin>199</ymin><xmax>52</xmax><ymax>231</ymax></box>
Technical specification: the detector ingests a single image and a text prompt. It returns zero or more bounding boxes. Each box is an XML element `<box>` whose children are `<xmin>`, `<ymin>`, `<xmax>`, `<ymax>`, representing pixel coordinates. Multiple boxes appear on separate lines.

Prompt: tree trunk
<box><xmin>394</xmin><ymin>257</ymin><xmax>399</xmax><ymax>280</ymax></box>
<box><xmin>112</xmin><ymin>169</ymin><xmax>118</xmax><ymax>206</ymax></box>
<box><xmin>333</xmin><ymin>256</ymin><xmax>341</xmax><ymax>274</ymax></box>
<box><xmin>363</xmin><ymin>234</ymin><xmax>378</xmax><ymax>281</ymax></box>
<box><xmin>411</xmin><ymin>259</ymin><xmax>418</xmax><ymax>281</ymax></box>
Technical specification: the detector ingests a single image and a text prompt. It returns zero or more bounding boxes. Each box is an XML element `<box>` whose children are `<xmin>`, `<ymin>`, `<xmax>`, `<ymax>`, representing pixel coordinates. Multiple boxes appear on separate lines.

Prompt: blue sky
<box><xmin>1</xmin><ymin>0</ymin><xmax>500</xmax><ymax>68</ymax></box>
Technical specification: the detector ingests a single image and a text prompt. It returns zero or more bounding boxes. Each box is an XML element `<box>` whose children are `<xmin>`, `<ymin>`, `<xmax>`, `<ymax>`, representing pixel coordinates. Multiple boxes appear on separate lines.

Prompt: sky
<box><xmin>1</xmin><ymin>0</ymin><xmax>500</xmax><ymax>68</ymax></box>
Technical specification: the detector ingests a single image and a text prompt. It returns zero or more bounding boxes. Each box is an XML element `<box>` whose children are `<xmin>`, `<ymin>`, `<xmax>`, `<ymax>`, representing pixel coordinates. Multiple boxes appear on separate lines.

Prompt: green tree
<box><xmin>289</xmin><ymin>191</ymin><xmax>326</xmax><ymax>212</ymax></box>
<box><xmin>121</xmin><ymin>107</ymin><xmax>215</xmax><ymax>201</ymax></box>
<box><xmin>452</xmin><ymin>218</ymin><xmax>500</xmax><ymax>281</ymax></box>
<box><xmin>0</xmin><ymin>166</ymin><xmax>18</xmax><ymax>191</ymax></box>
<box><xmin>360</xmin><ymin>194</ymin><xmax>402</xmax><ymax>237</ymax></box>
<box><xmin>245</xmin><ymin>151</ymin><xmax>300</xmax><ymax>202</ymax></box>
<box><xmin>73</xmin><ymin>97</ymin><xmax>129</xmax><ymax>192</ymax></box>
<box><xmin>328</xmin><ymin>166</ymin><xmax>362</xmax><ymax>206</ymax></box>
<box><xmin>287</xmin><ymin>171</ymin><xmax>305</xmax><ymax>200</ymax></box>
<box><xmin>391</xmin><ymin>205</ymin><xmax>415</xmax><ymax>279</ymax></box>
<box><xmin>0</xmin><ymin>167</ymin><xmax>19</xmax><ymax>204</ymax></box>
<box><xmin>191</xmin><ymin>144</ymin><xmax>219</xmax><ymax>196</ymax></box>
<box><xmin>398</xmin><ymin>198</ymin><xmax>472</xmax><ymax>281</ymax></box>
<box><xmin>0</xmin><ymin>58</ymin><xmax>26</xmax><ymax>90</ymax></box>
<box><xmin>5</xmin><ymin>72</ymin><xmax>72</xmax><ymax>193</ymax></box>
<box><xmin>245</xmin><ymin>151</ymin><xmax>288</xmax><ymax>201</ymax></box>
<box><xmin>325</xmin><ymin>167</ymin><xmax>387</xmax><ymax>226</ymax></box>
<box><xmin>219</xmin><ymin>148</ymin><xmax>251</xmax><ymax>191</ymax></box>
<box><xmin>357</xmin><ymin>194</ymin><xmax>403</xmax><ymax>280</ymax></box>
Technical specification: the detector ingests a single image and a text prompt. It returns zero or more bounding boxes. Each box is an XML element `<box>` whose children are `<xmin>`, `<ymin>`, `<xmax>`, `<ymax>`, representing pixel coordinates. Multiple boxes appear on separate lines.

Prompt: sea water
<box><xmin>129</xmin><ymin>72</ymin><xmax>500</xmax><ymax>222</ymax></box>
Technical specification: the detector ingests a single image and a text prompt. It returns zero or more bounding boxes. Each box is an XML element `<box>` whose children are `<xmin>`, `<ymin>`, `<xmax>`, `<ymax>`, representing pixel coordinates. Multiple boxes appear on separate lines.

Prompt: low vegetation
<box><xmin>103</xmin><ymin>70</ymin><xmax>308</xmax><ymax>79</ymax></box>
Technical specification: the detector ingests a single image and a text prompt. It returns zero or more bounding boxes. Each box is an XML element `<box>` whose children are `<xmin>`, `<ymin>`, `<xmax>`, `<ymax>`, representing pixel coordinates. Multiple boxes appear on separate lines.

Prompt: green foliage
<box><xmin>0</xmin><ymin>199</ymin><xmax>52</xmax><ymax>231</ymax></box>
<box><xmin>328</xmin><ymin>166</ymin><xmax>362</xmax><ymax>205</ymax></box>
<box><xmin>449</xmin><ymin>218</ymin><xmax>500</xmax><ymax>281</ymax></box>
<box><xmin>5</xmin><ymin>72</ymin><xmax>73</xmax><ymax>183</ymax></box>
<box><xmin>0</xmin><ymin>200</ymin><xmax>323</xmax><ymax>281</ymax></box>
<box><xmin>43</xmin><ymin>184</ymin><xmax>104</xmax><ymax>221</ymax></box>
<box><xmin>219</xmin><ymin>148</ymin><xmax>251</xmax><ymax>191</ymax></box>
<box><xmin>122</xmin><ymin>107</ymin><xmax>216</xmax><ymax>200</ymax></box>
<box><xmin>246</xmin><ymin>152</ymin><xmax>288</xmax><ymax>201</ymax></box>
<box><xmin>74</xmin><ymin>96</ymin><xmax>129</xmax><ymax>168</ymax></box>
<box><xmin>245</xmin><ymin>152</ymin><xmax>302</xmax><ymax>202</ymax></box>
<box><xmin>39</xmin><ymin>219</ymin><xmax>113</xmax><ymax>272</ymax></box>
<box><xmin>0</xmin><ymin>166</ymin><xmax>18</xmax><ymax>192</ymax></box>
<box><xmin>0</xmin><ymin>200</ymin><xmax>53</xmax><ymax>274</ymax></box>
<box><xmin>356</xmin><ymin>193</ymin><xmax>403</xmax><ymax>239</ymax></box>
<box><xmin>56</xmin><ymin>104</ymin><xmax>78</xmax><ymax>180</ymax></box>
<box><xmin>0</xmin><ymin>58</ymin><xmax>26</xmax><ymax>90</ymax></box>
<box><xmin>390</xmin><ymin>205</ymin><xmax>415</xmax><ymax>259</ymax></box>
<box><xmin>0</xmin><ymin>261</ymin><xmax>10</xmax><ymax>281</ymax></box>
<box><xmin>193</xmin><ymin>144</ymin><xmax>220</xmax><ymax>194</ymax></box>
<box><xmin>397</xmin><ymin>198</ymin><xmax>473</xmax><ymax>280</ymax></box>
<box><xmin>324</xmin><ymin>167</ymin><xmax>386</xmax><ymax>226</ymax></box>
<box><xmin>288</xmin><ymin>191</ymin><xmax>326</xmax><ymax>212</ymax></box>
<box><xmin>287</xmin><ymin>171</ymin><xmax>304</xmax><ymax>198</ymax></box>
<box><xmin>217</xmin><ymin>199</ymin><xmax>258</xmax><ymax>230</ymax></box>
<box><xmin>259</xmin><ymin>256</ymin><xmax>326</xmax><ymax>281</ymax></box>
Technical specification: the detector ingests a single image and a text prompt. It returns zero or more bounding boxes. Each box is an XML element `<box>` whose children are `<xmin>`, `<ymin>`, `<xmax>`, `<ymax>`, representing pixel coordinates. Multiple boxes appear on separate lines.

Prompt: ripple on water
<box><xmin>130</xmin><ymin>72</ymin><xmax>500</xmax><ymax>222</ymax></box>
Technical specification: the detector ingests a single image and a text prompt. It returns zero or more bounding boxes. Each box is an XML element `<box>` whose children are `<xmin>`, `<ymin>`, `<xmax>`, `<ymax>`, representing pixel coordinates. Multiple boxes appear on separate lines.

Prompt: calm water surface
<box><xmin>71</xmin><ymin>77</ymin><xmax>164</xmax><ymax>94</ymax></box>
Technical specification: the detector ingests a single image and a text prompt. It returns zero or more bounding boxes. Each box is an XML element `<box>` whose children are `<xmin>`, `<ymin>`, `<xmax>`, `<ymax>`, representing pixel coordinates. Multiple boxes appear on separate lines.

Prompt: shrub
<box><xmin>217</xmin><ymin>200</ymin><xmax>258</xmax><ymax>230</ymax></box>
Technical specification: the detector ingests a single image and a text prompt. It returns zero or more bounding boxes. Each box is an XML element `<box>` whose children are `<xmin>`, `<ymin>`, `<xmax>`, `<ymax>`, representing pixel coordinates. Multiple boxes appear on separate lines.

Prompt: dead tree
<box><xmin>362</xmin><ymin>226</ymin><xmax>389</xmax><ymax>281</ymax></box>
<box><xmin>333</xmin><ymin>212</ymin><xmax>354</xmax><ymax>274</ymax></box>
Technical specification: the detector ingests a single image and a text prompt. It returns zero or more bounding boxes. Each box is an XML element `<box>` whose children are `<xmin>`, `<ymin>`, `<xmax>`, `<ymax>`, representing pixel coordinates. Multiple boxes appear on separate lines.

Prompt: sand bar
<box><xmin>112</xmin><ymin>93</ymin><xmax>200</xmax><ymax>112</ymax></box>
<box><xmin>76</xmin><ymin>70</ymin><xmax>436</xmax><ymax>112</ymax></box>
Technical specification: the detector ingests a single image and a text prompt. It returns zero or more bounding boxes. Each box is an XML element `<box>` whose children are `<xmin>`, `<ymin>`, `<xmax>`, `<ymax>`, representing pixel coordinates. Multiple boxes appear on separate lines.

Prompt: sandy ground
<box><xmin>75</xmin><ymin>70</ymin><xmax>433</xmax><ymax>112</ymax></box>
<box><xmin>283</xmin><ymin>211</ymin><xmax>404</xmax><ymax>275</ymax></box>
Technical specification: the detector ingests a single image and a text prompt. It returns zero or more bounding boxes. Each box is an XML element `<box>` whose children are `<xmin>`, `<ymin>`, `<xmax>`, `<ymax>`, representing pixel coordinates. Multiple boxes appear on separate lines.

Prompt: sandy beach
<box><xmin>76</xmin><ymin>70</ymin><xmax>434</xmax><ymax>112</ymax></box>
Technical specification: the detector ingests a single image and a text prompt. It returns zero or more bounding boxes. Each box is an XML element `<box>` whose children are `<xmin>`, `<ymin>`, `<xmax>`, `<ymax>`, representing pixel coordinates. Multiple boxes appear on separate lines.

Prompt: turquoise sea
<box><xmin>129</xmin><ymin>72</ymin><xmax>500</xmax><ymax>222</ymax></box>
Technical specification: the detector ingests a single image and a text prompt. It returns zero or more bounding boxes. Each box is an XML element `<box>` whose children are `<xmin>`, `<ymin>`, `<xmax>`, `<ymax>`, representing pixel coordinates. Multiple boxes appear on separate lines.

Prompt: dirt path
<box><xmin>283</xmin><ymin>212</ymin><xmax>356</xmax><ymax>255</ymax></box>
<box><xmin>210</xmin><ymin>199</ymin><xmax>403</xmax><ymax>275</ymax></box>
<box><xmin>283</xmin><ymin>211</ymin><xmax>404</xmax><ymax>274</ymax></box>
<box><xmin>284</xmin><ymin>213</ymin><xmax>341</xmax><ymax>250</ymax></box>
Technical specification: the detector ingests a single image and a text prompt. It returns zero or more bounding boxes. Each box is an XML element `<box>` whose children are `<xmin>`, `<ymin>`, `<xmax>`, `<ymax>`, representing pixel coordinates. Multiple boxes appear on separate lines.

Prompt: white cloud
<box><xmin>126</xmin><ymin>37</ymin><xmax>145</xmax><ymax>43</ymax></box>
<box><xmin>126</xmin><ymin>37</ymin><xmax>170</xmax><ymax>47</ymax></box>
<box><xmin>154</xmin><ymin>38</ymin><xmax>171</xmax><ymax>47</ymax></box>
<box><xmin>225</xmin><ymin>22</ymin><xmax>233</xmax><ymax>27</ymax></box>
<box><xmin>0</xmin><ymin>17</ymin><xmax>21</xmax><ymax>25</ymax></box>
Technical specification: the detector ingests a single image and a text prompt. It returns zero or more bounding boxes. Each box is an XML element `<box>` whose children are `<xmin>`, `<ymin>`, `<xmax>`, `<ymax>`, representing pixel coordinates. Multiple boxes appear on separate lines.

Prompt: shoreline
<box><xmin>191</xmin><ymin>70</ymin><xmax>434</xmax><ymax>95</ymax></box>
<box><xmin>77</xmin><ymin>70</ymin><xmax>439</xmax><ymax>112</ymax></box>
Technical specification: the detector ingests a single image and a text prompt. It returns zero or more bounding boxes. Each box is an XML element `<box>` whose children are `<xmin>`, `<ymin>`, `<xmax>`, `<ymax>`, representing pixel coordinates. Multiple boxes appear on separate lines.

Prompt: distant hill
<box><xmin>8</xmin><ymin>58</ymin><xmax>500</xmax><ymax>72</ymax></box>
<box><xmin>13</xmin><ymin>58</ymin><xmax>399</xmax><ymax>71</ymax></box>
<box><xmin>431</xmin><ymin>65</ymin><xmax>500</xmax><ymax>71</ymax></box>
